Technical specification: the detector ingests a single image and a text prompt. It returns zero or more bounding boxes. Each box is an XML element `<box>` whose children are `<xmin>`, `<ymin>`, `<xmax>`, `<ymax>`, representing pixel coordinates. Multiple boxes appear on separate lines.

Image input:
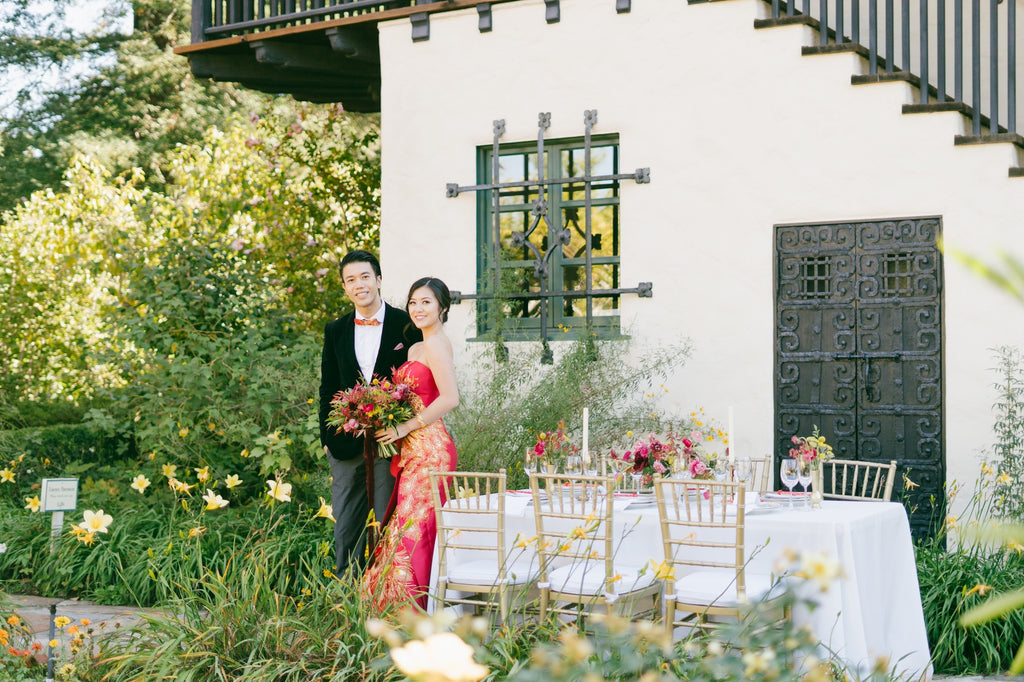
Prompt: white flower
<box><xmin>0</xmin><ymin>543</ymin><xmax>7</xmax><ymax>554</ymax></box>
<box><xmin>82</xmin><ymin>509</ymin><xmax>113</xmax><ymax>534</ymax></box>
<box><xmin>130</xmin><ymin>474</ymin><xmax>151</xmax><ymax>494</ymax></box>
<box><xmin>266</xmin><ymin>478</ymin><xmax>292</xmax><ymax>503</ymax></box>
<box><xmin>390</xmin><ymin>633</ymin><xmax>488</xmax><ymax>682</ymax></box>
<box><xmin>796</xmin><ymin>550</ymin><xmax>843</xmax><ymax>591</ymax></box>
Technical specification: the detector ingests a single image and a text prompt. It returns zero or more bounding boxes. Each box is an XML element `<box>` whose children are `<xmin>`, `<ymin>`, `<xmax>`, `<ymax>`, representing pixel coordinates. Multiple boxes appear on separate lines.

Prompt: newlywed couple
<box><xmin>318</xmin><ymin>250</ymin><xmax>458</xmax><ymax>610</ymax></box>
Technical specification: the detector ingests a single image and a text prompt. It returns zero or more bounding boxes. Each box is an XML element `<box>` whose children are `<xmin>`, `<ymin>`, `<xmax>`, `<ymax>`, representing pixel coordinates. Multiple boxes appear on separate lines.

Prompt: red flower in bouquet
<box><xmin>326</xmin><ymin>377</ymin><xmax>417</xmax><ymax>458</ymax></box>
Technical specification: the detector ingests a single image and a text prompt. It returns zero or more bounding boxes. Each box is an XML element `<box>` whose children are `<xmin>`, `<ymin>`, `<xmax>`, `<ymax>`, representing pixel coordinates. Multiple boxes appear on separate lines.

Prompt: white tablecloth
<box><xmin>432</xmin><ymin>494</ymin><xmax>932</xmax><ymax>679</ymax></box>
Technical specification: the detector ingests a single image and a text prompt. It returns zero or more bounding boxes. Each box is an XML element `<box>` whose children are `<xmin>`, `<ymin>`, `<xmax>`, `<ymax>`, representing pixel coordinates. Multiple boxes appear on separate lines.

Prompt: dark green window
<box><xmin>476</xmin><ymin>135</ymin><xmax>621</xmax><ymax>339</ymax></box>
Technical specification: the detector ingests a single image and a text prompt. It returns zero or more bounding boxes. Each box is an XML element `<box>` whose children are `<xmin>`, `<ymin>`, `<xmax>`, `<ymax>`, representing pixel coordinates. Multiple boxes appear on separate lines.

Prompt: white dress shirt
<box><xmin>354</xmin><ymin>301</ymin><xmax>385</xmax><ymax>382</ymax></box>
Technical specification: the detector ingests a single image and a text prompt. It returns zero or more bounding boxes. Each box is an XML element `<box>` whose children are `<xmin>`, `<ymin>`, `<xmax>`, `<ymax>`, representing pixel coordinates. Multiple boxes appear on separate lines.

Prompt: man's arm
<box><xmin>319</xmin><ymin>321</ymin><xmax>340</xmax><ymax>448</ymax></box>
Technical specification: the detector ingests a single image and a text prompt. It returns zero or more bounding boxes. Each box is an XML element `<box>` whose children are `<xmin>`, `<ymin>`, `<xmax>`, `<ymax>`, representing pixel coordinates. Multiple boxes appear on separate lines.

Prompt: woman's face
<box><xmin>408</xmin><ymin>286</ymin><xmax>442</xmax><ymax>329</ymax></box>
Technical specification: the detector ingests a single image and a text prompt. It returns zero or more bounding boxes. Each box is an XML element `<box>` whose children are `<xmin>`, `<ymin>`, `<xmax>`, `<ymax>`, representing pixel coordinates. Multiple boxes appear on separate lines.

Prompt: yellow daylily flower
<box><xmin>195</xmin><ymin>466</ymin><xmax>211</xmax><ymax>484</ymax></box>
<box><xmin>130</xmin><ymin>474</ymin><xmax>151</xmax><ymax>494</ymax></box>
<box><xmin>314</xmin><ymin>497</ymin><xmax>336</xmax><ymax>522</ymax></box>
<box><xmin>161</xmin><ymin>464</ymin><xmax>177</xmax><ymax>479</ymax></box>
<box><xmin>965</xmin><ymin>583</ymin><xmax>994</xmax><ymax>598</ymax></box>
<box><xmin>266</xmin><ymin>478</ymin><xmax>292</xmax><ymax>503</ymax></box>
<box><xmin>0</xmin><ymin>468</ymin><xmax>15</xmax><ymax>483</ymax></box>
<box><xmin>224</xmin><ymin>474</ymin><xmax>242</xmax><ymax>489</ymax></box>
<box><xmin>648</xmin><ymin>559</ymin><xmax>675</xmax><ymax>581</ymax></box>
<box><xmin>202</xmin><ymin>489</ymin><xmax>229</xmax><ymax>511</ymax></box>
<box><xmin>24</xmin><ymin>496</ymin><xmax>41</xmax><ymax>513</ymax></box>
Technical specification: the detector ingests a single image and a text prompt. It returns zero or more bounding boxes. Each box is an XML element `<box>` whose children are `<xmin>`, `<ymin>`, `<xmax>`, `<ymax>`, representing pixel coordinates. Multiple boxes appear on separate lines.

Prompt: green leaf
<box><xmin>960</xmin><ymin>587</ymin><xmax>1024</xmax><ymax>627</ymax></box>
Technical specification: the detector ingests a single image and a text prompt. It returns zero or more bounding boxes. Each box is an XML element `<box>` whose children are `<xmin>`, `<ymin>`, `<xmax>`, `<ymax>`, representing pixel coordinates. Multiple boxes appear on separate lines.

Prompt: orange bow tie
<box><xmin>354</xmin><ymin>318</ymin><xmax>380</xmax><ymax>326</ymax></box>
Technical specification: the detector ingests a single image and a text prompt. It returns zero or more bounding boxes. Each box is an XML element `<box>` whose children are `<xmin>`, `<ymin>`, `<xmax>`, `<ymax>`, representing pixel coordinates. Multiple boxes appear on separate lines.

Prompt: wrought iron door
<box><xmin>775</xmin><ymin>218</ymin><xmax>944</xmax><ymax>537</ymax></box>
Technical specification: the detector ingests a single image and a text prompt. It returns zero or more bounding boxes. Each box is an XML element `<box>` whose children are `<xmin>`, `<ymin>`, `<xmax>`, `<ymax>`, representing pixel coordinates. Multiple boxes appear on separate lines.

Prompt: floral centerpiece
<box><xmin>327</xmin><ymin>377</ymin><xmax>417</xmax><ymax>458</ymax></box>
<box><xmin>788</xmin><ymin>425</ymin><xmax>835</xmax><ymax>470</ymax></box>
<box><xmin>677</xmin><ymin>429</ymin><xmax>718</xmax><ymax>481</ymax></box>
<box><xmin>610</xmin><ymin>433</ymin><xmax>678</xmax><ymax>487</ymax></box>
<box><xmin>531</xmin><ymin>420</ymin><xmax>579</xmax><ymax>470</ymax></box>
<box><xmin>789</xmin><ymin>425</ymin><xmax>834</xmax><ymax>508</ymax></box>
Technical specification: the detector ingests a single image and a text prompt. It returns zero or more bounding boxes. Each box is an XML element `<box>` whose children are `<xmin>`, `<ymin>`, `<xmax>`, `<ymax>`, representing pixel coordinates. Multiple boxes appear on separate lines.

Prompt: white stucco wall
<box><xmin>375</xmin><ymin>0</ymin><xmax>1024</xmax><ymax>501</ymax></box>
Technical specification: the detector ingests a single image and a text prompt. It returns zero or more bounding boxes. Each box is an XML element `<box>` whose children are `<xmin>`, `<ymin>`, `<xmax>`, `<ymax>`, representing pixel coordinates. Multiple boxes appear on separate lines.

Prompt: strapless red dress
<box><xmin>362</xmin><ymin>360</ymin><xmax>457</xmax><ymax>610</ymax></box>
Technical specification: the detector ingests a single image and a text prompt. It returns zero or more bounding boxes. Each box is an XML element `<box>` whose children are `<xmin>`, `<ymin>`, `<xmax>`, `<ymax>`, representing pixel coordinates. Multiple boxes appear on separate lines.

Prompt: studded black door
<box><xmin>775</xmin><ymin>218</ymin><xmax>944</xmax><ymax>538</ymax></box>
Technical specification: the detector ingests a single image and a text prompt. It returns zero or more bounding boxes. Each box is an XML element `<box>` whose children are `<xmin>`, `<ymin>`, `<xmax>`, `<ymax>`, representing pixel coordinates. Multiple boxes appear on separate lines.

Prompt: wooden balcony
<box><xmin>173</xmin><ymin>0</ymin><xmax>519</xmax><ymax>110</ymax></box>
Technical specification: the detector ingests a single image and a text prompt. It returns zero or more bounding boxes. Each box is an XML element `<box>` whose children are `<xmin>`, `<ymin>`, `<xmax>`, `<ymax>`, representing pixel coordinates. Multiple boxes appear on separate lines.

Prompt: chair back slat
<box><xmin>529</xmin><ymin>472</ymin><xmax>615</xmax><ymax>588</ymax></box>
<box><xmin>654</xmin><ymin>479</ymin><xmax>746</xmax><ymax>597</ymax></box>
<box><xmin>822</xmin><ymin>459</ymin><xmax>897</xmax><ymax>501</ymax></box>
<box><xmin>429</xmin><ymin>469</ymin><xmax>507</xmax><ymax>576</ymax></box>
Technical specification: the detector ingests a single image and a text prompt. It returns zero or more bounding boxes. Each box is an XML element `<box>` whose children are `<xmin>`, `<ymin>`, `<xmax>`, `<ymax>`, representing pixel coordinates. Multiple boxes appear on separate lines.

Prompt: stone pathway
<box><xmin>3</xmin><ymin>593</ymin><xmax>161</xmax><ymax>651</ymax></box>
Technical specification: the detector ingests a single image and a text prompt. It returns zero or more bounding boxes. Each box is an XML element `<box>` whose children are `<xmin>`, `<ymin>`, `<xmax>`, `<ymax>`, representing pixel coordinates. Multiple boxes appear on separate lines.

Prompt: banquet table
<box><xmin>431</xmin><ymin>492</ymin><xmax>932</xmax><ymax>680</ymax></box>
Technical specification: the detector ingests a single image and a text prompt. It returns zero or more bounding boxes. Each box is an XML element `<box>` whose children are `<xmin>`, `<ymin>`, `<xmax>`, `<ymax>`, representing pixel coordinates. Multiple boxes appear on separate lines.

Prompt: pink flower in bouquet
<box><xmin>327</xmin><ymin>376</ymin><xmax>418</xmax><ymax>459</ymax></box>
<box><xmin>690</xmin><ymin>459</ymin><xmax>707</xmax><ymax>477</ymax></box>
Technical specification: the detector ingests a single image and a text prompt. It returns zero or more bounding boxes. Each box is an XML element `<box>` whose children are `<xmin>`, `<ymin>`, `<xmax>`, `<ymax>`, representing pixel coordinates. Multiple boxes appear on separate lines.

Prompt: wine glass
<box><xmin>583</xmin><ymin>451</ymin><xmax>599</xmax><ymax>478</ymax></box>
<box><xmin>523</xmin><ymin>448</ymin><xmax>537</xmax><ymax>481</ymax></box>
<box><xmin>780</xmin><ymin>459</ymin><xmax>800</xmax><ymax>509</ymax></box>
<box><xmin>796</xmin><ymin>458</ymin><xmax>813</xmax><ymax>510</ymax></box>
<box><xmin>564</xmin><ymin>454</ymin><xmax>583</xmax><ymax>476</ymax></box>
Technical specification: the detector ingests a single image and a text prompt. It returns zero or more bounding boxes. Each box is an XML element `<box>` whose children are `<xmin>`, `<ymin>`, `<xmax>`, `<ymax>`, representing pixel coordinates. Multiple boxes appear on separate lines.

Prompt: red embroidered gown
<box><xmin>363</xmin><ymin>360</ymin><xmax>457</xmax><ymax>610</ymax></box>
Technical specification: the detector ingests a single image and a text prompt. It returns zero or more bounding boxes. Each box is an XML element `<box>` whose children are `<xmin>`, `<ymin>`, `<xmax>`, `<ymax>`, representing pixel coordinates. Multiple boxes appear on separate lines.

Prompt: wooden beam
<box><xmin>189</xmin><ymin>52</ymin><xmax>378</xmax><ymax>87</ymax></box>
<box><xmin>249</xmin><ymin>40</ymin><xmax>379</xmax><ymax>77</ymax></box>
<box><xmin>325</xmin><ymin>24</ymin><xmax>380</xmax><ymax>63</ymax></box>
<box><xmin>174</xmin><ymin>0</ymin><xmax>521</xmax><ymax>55</ymax></box>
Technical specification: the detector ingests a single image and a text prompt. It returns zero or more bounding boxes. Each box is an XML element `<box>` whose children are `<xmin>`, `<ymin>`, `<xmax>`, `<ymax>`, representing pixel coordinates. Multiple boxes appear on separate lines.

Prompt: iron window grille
<box><xmin>446</xmin><ymin>111</ymin><xmax>652</xmax><ymax>363</ymax></box>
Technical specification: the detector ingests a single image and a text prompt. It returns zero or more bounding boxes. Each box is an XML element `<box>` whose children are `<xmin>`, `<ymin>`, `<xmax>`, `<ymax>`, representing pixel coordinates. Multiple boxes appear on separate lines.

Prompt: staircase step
<box><xmin>753</xmin><ymin>15</ymin><xmax>817</xmax><ymax>29</ymax></box>
<box><xmin>902</xmin><ymin>102</ymin><xmax>971</xmax><ymax>116</ymax></box>
<box><xmin>954</xmin><ymin>132</ymin><xmax>1024</xmax><ymax>150</ymax></box>
<box><xmin>802</xmin><ymin>43</ymin><xmax>870</xmax><ymax>60</ymax></box>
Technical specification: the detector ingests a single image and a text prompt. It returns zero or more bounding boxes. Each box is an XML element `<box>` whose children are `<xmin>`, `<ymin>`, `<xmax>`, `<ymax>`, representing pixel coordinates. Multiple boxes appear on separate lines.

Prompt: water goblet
<box><xmin>523</xmin><ymin>448</ymin><xmax>537</xmax><ymax>480</ymax></box>
<box><xmin>780</xmin><ymin>459</ymin><xmax>800</xmax><ymax>509</ymax></box>
<box><xmin>630</xmin><ymin>470</ymin><xmax>643</xmax><ymax>494</ymax></box>
<box><xmin>564</xmin><ymin>454</ymin><xmax>583</xmax><ymax>476</ymax></box>
<box><xmin>796</xmin><ymin>458</ymin><xmax>813</xmax><ymax>510</ymax></box>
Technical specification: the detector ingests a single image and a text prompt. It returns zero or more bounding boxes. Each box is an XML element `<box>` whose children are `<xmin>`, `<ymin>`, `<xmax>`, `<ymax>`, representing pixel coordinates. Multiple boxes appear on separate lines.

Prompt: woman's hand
<box><xmin>375</xmin><ymin>423</ymin><xmax>408</xmax><ymax>446</ymax></box>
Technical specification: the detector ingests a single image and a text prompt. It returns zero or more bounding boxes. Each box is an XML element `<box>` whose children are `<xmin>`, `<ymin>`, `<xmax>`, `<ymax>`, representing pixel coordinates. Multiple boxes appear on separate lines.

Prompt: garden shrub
<box><xmin>0</xmin><ymin>423</ymin><xmax>133</xmax><ymax>478</ymax></box>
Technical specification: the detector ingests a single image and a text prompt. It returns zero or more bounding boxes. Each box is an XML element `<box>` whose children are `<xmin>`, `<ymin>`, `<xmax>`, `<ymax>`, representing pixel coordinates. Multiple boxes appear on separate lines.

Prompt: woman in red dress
<box><xmin>364</xmin><ymin>277</ymin><xmax>459</xmax><ymax>610</ymax></box>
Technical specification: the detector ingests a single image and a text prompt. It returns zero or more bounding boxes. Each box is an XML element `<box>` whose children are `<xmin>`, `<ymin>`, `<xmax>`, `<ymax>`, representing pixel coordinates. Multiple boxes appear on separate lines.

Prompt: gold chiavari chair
<box><xmin>529</xmin><ymin>472</ymin><xmax>661</xmax><ymax>621</ymax></box>
<box><xmin>429</xmin><ymin>469</ymin><xmax>539</xmax><ymax>624</ymax></box>
<box><xmin>821</xmin><ymin>459</ymin><xmax>897</xmax><ymax>501</ymax></box>
<box><xmin>654</xmin><ymin>478</ymin><xmax>786</xmax><ymax>638</ymax></box>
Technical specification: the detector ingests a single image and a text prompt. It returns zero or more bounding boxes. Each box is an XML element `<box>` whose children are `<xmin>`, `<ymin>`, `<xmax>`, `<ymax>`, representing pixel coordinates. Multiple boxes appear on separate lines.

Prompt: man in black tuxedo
<box><xmin>319</xmin><ymin>250</ymin><xmax>422</xmax><ymax>576</ymax></box>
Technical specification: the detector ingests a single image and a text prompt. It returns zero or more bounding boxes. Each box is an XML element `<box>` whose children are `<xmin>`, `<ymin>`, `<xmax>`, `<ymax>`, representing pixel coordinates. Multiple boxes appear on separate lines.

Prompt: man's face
<box><xmin>341</xmin><ymin>261</ymin><xmax>383</xmax><ymax>313</ymax></box>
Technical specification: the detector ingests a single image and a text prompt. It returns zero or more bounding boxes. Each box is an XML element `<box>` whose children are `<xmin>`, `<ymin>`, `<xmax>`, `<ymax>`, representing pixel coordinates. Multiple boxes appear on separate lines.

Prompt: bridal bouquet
<box><xmin>788</xmin><ymin>425</ymin><xmax>834</xmax><ymax>469</ymax></box>
<box><xmin>327</xmin><ymin>378</ymin><xmax>417</xmax><ymax>458</ymax></box>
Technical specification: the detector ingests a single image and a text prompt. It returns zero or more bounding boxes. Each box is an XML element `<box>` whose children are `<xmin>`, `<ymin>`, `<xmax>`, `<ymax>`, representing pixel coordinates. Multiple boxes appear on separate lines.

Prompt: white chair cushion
<box><xmin>448</xmin><ymin>559</ymin><xmax>539</xmax><ymax>586</ymax></box>
<box><xmin>673</xmin><ymin>570</ymin><xmax>779</xmax><ymax>607</ymax></box>
<box><xmin>547</xmin><ymin>563</ymin><xmax>656</xmax><ymax>597</ymax></box>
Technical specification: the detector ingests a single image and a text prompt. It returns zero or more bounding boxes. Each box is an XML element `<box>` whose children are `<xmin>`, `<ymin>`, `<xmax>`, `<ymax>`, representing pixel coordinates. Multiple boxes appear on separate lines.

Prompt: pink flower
<box><xmin>690</xmin><ymin>460</ymin><xmax>707</xmax><ymax>477</ymax></box>
<box><xmin>362</xmin><ymin>405</ymin><xmax>374</xmax><ymax>414</ymax></box>
<box><xmin>342</xmin><ymin>419</ymin><xmax>359</xmax><ymax>432</ymax></box>
<box><xmin>654</xmin><ymin>461</ymin><xmax>667</xmax><ymax>474</ymax></box>
<box><xmin>682</xmin><ymin>438</ymin><xmax>693</xmax><ymax>448</ymax></box>
<box><xmin>689</xmin><ymin>430</ymin><xmax>704</xmax><ymax>443</ymax></box>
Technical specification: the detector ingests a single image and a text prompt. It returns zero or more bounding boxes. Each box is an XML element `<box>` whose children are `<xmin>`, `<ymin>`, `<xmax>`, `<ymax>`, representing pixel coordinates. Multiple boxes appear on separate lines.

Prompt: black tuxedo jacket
<box><xmin>319</xmin><ymin>303</ymin><xmax>423</xmax><ymax>461</ymax></box>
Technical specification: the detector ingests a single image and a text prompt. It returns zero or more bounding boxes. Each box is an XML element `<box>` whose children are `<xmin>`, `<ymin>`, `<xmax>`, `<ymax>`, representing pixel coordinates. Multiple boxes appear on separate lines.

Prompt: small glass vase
<box><xmin>810</xmin><ymin>466</ymin><xmax>824</xmax><ymax>509</ymax></box>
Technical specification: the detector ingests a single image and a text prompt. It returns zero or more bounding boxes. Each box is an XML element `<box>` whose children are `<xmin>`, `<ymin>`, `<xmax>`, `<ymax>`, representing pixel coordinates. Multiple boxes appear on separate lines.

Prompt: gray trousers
<box><xmin>328</xmin><ymin>449</ymin><xmax>396</xmax><ymax>576</ymax></box>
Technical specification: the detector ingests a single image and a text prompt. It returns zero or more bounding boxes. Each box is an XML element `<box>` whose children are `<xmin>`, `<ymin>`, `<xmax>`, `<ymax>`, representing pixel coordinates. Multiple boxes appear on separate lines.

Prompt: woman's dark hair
<box><xmin>406</xmin><ymin>277</ymin><xmax>451</xmax><ymax>323</ymax></box>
